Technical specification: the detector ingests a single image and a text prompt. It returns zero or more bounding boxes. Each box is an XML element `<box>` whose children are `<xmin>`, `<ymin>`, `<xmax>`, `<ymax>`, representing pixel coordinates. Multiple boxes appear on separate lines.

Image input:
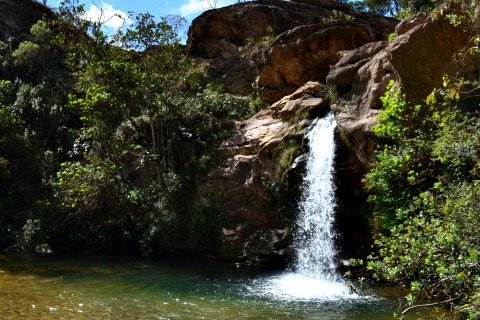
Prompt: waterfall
<box><xmin>293</xmin><ymin>112</ymin><xmax>339</xmax><ymax>280</ymax></box>
<box><xmin>253</xmin><ymin>113</ymin><xmax>355</xmax><ymax>301</ymax></box>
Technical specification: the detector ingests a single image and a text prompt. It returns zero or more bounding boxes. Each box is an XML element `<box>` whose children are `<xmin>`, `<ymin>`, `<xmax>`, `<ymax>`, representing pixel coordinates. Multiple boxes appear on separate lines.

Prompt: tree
<box><xmin>365</xmin><ymin>79</ymin><xmax>480</xmax><ymax>317</ymax></box>
<box><xmin>359</xmin><ymin>0</ymin><xmax>436</xmax><ymax>16</ymax></box>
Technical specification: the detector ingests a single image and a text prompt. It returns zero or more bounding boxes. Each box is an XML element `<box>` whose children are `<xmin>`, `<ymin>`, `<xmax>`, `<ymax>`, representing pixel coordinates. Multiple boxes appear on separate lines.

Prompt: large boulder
<box><xmin>329</xmin><ymin>14</ymin><xmax>471</xmax><ymax>169</ymax></box>
<box><xmin>186</xmin><ymin>0</ymin><xmax>336</xmax><ymax>95</ymax></box>
<box><xmin>0</xmin><ymin>0</ymin><xmax>53</xmax><ymax>41</ymax></box>
<box><xmin>186</xmin><ymin>0</ymin><xmax>396</xmax><ymax>97</ymax></box>
<box><xmin>258</xmin><ymin>23</ymin><xmax>375</xmax><ymax>102</ymax></box>
<box><xmin>187</xmin><ymin>0</ymin><xmax>344</xmax><ymax>58</ymax></box>
<box><xmin>388</xmin><ymin>16</ymin><xmax>470</xmax><ymax>101</ymax></box>
<box><xmin>291</xmin><ymin>0</ymin><xmax>351</xmax><ymax>10</ymax></box>
<box><xmin>258</xmin><ymin>13</ymin><xmax>397</xmax><ymax>103</ymax></box>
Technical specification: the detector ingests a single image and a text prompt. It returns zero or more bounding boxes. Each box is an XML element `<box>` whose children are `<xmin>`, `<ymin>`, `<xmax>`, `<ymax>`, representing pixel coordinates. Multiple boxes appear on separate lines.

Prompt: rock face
<box><xmin>258</xmin><ymin>23</ymin><xmax>375</xmax><ymax>102</ymax></box>
<box><xmin>199</xmin><ymin>9</ymin><xmax>475</xmax><ymax>264</ymax></box>
<box><xmin>329</xmin><ymin>14</ymin><xmax>470</xmax><ymax>169</ymax></box>
<box><xmin>388</xmin><ymin>17</ymin><xmax>469</xmax><ymax>100</ymax></box>
<box><xmin>0</xmin><ymin>0</ymin><xmax>53</xmax><ymax>41</ymax></box>
<box><xmin>199</xmin><ymin>82</ymin><xmax>329</xmax><ymax>263</ymax></box>
<box><xmin>187</xmin><ymin>0</ymin><xmax>332</xmax><ymax>95</ymax></box>
<box><xmin>258</xmin><ymin>17</ymin><xmax>397</xmax><ymax>103</ymax></box>
<box><xmin>186</xmin><ymin>0</ymin><xmax>397</xmax><ymax>99</ymax></box>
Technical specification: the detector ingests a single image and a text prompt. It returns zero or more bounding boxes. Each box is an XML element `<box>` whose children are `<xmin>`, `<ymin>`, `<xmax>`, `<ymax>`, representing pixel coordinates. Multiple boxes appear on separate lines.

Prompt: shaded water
<box><xmin>0</xmin><ymin>254</ymin><xmax>442</xmax><ymax>319</ymax></box>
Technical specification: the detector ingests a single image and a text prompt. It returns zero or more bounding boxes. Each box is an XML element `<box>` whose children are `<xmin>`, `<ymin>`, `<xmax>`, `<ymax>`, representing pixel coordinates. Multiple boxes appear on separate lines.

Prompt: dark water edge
<box><xmin>0</xmin><ymin>254</ymin><xmax>444</xmax><ymax>320</ymax></box>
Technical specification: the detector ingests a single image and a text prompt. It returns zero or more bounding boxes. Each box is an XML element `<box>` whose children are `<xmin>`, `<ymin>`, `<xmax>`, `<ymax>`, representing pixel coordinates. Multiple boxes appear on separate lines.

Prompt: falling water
<box><xmin>294</xmin><ymin>112</ymin><xmax>339</xmax><ymax>279</ymax></box>
<box><xmin>254</xmin><ymin>113</ymin><xmax>355</xmax><ymax>301</ymax></box>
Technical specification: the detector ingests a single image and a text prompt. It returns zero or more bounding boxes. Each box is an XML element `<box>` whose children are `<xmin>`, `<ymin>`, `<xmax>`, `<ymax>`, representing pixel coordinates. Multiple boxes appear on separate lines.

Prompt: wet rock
<box><xmin>200</xmin><ymin>82</ymin><xmax>333</xmax><ymax>264</ymax></box>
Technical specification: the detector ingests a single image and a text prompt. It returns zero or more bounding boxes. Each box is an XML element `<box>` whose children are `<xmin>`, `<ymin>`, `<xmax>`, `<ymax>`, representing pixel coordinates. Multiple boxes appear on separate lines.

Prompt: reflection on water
<box><xmin>0</xmin><ymin>255</ymin><xmax>443</xmax><ymax>320</ymax></box>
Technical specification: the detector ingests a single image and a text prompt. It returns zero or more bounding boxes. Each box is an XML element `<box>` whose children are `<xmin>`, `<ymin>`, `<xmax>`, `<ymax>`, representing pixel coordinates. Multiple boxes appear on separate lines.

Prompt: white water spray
<box><xmin>294</xmin><ymin>112</ymin><xmax>339</xmax><ymax>279</ymax></box>
<box><xmin>254</xmin><ymin>113</ymin><xmax>355</xmax><ymax>301</ymax></box>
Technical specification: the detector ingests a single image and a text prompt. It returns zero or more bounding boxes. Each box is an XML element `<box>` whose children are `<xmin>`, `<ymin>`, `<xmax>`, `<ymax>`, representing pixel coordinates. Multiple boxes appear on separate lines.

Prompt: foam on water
<box><xmin>253</xmin><ymin>273</ymin><xmax>357</xmax><ymax>302</ymax></box>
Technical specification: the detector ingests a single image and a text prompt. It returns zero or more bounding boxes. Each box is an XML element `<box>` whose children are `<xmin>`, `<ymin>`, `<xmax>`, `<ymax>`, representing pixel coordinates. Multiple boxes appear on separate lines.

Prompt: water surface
<box><xmin>0</xmin><ymin>254</ymin><xmax>442</xmax><ymax>319</ymax></box>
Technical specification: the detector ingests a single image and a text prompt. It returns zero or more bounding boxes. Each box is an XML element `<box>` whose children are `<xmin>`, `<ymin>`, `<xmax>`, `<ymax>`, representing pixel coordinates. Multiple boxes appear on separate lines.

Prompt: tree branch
<box><xmin>401</xmin><ymin>297</ymin><xmax>459</xmax><ymax>315</ymax></box>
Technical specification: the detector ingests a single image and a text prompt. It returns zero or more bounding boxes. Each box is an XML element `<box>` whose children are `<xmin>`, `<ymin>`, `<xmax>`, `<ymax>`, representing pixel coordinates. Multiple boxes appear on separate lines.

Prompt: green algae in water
<box><xmin>0</xmin><ymin>255</ymin><xmax>442</xmax><ymax>320</ymax></box>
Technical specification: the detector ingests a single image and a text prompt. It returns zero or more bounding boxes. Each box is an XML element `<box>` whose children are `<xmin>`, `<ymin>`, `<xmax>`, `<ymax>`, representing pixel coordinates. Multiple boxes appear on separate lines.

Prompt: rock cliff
<box><xmin>199</xmin><ymin>81</ymin><xmax>329</xmax><ymax>264</ymax></box>
<box><xmin>192</xmin><ymin>2</ymin><xmax>474</xmax><ymax>264</ymax></box>
<box><xmin>1</xmin><ymin>0</ymin><xmax>473</xmax><ymax>264</ymax></box>
<box><xmin>329</xmin><ymin>13</ymin><xmax>470</xmax><ymax>169</ymax></box>
<box><xmin>187</xmin><ymin>0</ymin><xmax>397</xmax><ymax>100</ymax></box>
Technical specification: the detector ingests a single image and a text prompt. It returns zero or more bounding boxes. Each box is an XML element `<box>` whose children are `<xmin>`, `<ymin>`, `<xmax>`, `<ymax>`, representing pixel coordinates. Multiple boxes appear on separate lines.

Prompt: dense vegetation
<box><xmin>364</xmin><ymin>79</ymin><xmax>475</xmax><ymax>314</ymax></box>
<box><xmin>365</xmin><ymin>80</ymin><xmax>480</xmax><ymax>317</ymax></box>
<box><xmin>357</xmin><ymin>0</ymin><xmax>480</xmax><ymax>316</ymax></box>
<box><xmin>0</xmin><ymin>1</ymin><xmax>259</xmax><ymax>255</ymax></box>
<box><xmin>2</xmin><ymin>0</ymin><xmax>480</xmax><ymax>317</ymax></box>
<box><xmin>357</xmin><ymin>0</ymin><xmax>436</xmax><ymax>16</ymax></box>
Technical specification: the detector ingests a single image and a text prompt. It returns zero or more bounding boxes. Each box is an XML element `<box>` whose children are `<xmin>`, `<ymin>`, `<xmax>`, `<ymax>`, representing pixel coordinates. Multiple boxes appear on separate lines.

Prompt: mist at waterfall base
<box><xmin>252</xmin><ymin>113</ymin><xmax>362</xmax><ymax>302</ymax></box>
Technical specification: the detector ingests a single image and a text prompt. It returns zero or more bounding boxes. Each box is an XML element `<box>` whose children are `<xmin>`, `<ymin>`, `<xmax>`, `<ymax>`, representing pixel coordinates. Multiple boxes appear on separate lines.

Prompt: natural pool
<box><xmin>0</xmin><ymin>255</ymin><xmax>441</xmax><ymax>320</ymax></box>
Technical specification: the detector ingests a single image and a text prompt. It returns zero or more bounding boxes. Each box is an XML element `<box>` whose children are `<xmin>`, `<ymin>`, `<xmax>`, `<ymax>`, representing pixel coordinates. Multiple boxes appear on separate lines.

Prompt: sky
<box><xmin>44</xmin><ymin>0</ymin><xmax>238</xmax><ymax>30</ymax></box>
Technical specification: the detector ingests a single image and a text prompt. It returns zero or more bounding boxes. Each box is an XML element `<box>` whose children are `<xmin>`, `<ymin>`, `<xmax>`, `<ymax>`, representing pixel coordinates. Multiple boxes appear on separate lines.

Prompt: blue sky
<box><xmin>45</xmin><ymin>0</ymin><xmax>238</xmax><ymax>24</ymax></box>
<box><xmin>44</xmin><ymin>0</ymin><xmax>238</xmax><ymax>40</ymax></box>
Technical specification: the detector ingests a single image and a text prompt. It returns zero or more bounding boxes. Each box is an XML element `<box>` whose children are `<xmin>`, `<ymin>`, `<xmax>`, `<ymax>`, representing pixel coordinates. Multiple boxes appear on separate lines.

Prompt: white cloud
<box><xmin>180</xmin><ymin>0</ymin><xmax>235</xmax><ymax>17</ymax></box>
<box><xmin>84</xmin><ymin>2</ymin><xmax>132</xmax><ymax>29</ymax></box>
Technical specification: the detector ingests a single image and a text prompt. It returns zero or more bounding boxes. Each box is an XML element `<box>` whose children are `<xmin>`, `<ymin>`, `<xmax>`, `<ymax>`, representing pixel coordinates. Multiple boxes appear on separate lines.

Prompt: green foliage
<box><xmin>190</xmin><ymin>203</ymin><xmax>224</xmax><ymax>253</ymax></box>
<box><xmin>369</xmin><ymin>183</ymin><xmax>480</xmax><ymax>314</ymax></box>
<box><xmin>0</xmin><ymin>103</ymin><xmax>41</xmax><ymax>248</ymax></box>
<box><xmin>357</xmin><ymin>0</ymin><xmax>435</xmax><ymax>16</ymax></box>
<box><xmin>468</xmin><ymin>36</ymin><xmax>480</xmax><ymax>56</ymax></box>
<box><xmin>52</xmin><ymin>160</ymin><xmax>149</xmax><ymax>251</ymax></box>
<box><xmin>387</xmin><ymin>33</ymin><xmax>397</xmax><ymax>41</ymax></box>
<box><xmin>19</xmin><ymin>219</ymin><xmax>44</xmax><ymax>249</ymax></box>
<box><xmin>12</xmin><ymin>41</ymin><xmax>41</xmax><ymax>66</ymax></box>
<box><xmin>322</xmin><ymin>10</ymin><xmax>355</xmax><ymax>23</ymax></box>
<box><xmin>366</xmin><ymin>79</ymin><xmax>480</xmax><ymax>316</ymax></box>
<box><xmin>0</xmin><ymin>2</ymin><xmax>257</xmax><ymax>256</ymax></box>
<box><xmin>275</xmin><ymin>139</ymin><xmax>303</xmax><ymax>180</ymax></box>
<box><xmin>120</xmin><ymin>13</ymin><xmax>185</xmax><ymax>50</ymax></box>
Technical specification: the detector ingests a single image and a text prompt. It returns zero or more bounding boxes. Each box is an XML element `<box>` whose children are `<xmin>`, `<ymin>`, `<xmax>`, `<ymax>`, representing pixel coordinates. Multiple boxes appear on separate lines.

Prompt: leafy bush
<box><xmin>366</xmin><ymin>79</ymin><xmax>480</xmax><ymax>317</ymax></box>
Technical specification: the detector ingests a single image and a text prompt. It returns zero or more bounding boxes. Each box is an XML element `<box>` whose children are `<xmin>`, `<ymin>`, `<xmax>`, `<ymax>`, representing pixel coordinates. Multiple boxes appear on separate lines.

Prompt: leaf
<box><xmin>426</xmin><ymin>92</ymin><xmax>436</xmax><ymax>105</ymax></box>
